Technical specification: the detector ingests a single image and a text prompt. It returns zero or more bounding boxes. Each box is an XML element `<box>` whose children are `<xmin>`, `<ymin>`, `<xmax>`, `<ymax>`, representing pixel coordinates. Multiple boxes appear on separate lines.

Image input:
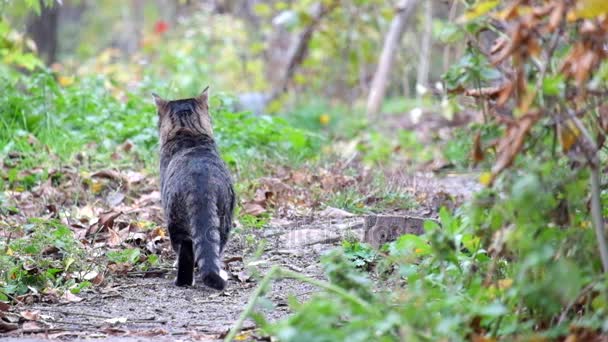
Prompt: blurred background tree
<box><xmin>1</xmin><ymin>0</ymin><xmax>463</xmax><ymax>113</ymax></box>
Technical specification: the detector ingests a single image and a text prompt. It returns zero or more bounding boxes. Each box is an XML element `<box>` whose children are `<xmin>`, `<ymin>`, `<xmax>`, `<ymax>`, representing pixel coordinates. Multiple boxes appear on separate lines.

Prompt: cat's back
<box><xmin>162</xmin><ymin>144</ymin><xmax>232</xmax><ymax>196</ymax></box>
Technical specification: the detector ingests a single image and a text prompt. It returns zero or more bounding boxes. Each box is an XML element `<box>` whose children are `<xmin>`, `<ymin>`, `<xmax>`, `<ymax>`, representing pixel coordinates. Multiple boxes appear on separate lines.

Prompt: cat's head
<box><xmin>152</xmin><ymin>87</ymin><xmax>213</xmax><ymax>145</ymax></box>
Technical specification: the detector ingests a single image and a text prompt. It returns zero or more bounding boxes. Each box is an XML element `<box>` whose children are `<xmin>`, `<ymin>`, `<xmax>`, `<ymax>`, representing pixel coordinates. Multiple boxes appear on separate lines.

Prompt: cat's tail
<box><xmin>191</xmin><ymin>200</ymin><xmax>227</xmax><ymax>291</ymax></box>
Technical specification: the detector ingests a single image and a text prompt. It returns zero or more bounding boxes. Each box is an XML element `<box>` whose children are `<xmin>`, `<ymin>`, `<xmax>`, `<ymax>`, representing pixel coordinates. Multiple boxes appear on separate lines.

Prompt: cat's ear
<box><xmin>195</xmin><ymin>86</ymin><xmax>209</xmax><ymax>107</ymax></box>
<box><xmin>152</xmin><ymin>93</ymin><xmax>168</xmax><ymax>111</ymax></box>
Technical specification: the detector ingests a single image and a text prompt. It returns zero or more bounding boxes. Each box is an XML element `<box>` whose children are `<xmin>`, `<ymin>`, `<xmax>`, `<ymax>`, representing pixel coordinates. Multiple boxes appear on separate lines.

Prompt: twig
<box><xmin>224</xmin><ymin>266</ymin><xmax>374</xmax><ymax>342</ymax></box>
<box><xmin>277</xmin><ymin>268</ymin><xmax>371</xmax><ymax>309</ymax></box>
<box><xmin>109</xmin><ymin>281</ymin><xmax>166</xmax><ymax>290</ymax></box>
<box><xmin>33</xmin><ymin>308</ymin><xmax>165</xmax><ymax>323</ymax></box>
<box><xmin>126</xmin><ymin>268</ymin><xmax>171</xmax><ymax>277</ymax></box>
<box><xmin>569</xmin><ymin>115</ymin><xmax>608</xmax><ymax>273</ymax></box>
<box><xmin>557</xmin><ymin>281</ymin><xmax>596</xmax><ymax>325</ymax></box>
<box><xmin>224</xmin><ymin>266</ymin><xmax>280</xmax><ymax>342</ymax></box>
<box><xmin>590</xmin><ymin>166</ymin><xmax>608</xmax><ymax>273</ymax></box>
<box><xmin>16</xmin><ymin>327</ymin><xmax>69</xmax><ymax>334</ymax></box>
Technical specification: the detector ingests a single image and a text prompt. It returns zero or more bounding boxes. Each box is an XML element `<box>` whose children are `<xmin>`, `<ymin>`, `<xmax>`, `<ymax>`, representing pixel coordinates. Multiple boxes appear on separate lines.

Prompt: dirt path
<box><xmin>2</xmin><ymin>172</ymin><xmax>479</xmax><ymax>341</ymax></box>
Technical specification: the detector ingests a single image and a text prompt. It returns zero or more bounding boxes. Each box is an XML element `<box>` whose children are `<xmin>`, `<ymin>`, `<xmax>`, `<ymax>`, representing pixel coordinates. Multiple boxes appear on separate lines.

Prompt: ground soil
<box><xmin>1</xmin><ymin>172</ymin><xmax>478</xmax><ymax>341</ymax></box>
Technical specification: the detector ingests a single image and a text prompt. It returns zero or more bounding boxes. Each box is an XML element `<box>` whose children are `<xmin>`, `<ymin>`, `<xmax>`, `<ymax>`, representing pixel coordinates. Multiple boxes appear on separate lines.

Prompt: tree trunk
<box><xmin>443</xmin><ymin>1</ymin><xmax>459</xmax><ymax>74</ymax></box>
<box><xmin>366</xmin><ymin>0</ymin><xmax>419</xmax><ymax>118</ymax></box>
<box><xmin>269</xmin><ymin>1</ymin><xmax>338</xmax><ymax>101</ymax></box>
<box><xmin>26</xmin><ymin>0</ymin><xmax>60</xmax><ymax>65</ymax></box>
<box><xmin>416</xmin><ymin>0</ymin><xmax>433</xmax><ymax>95</ymax></box>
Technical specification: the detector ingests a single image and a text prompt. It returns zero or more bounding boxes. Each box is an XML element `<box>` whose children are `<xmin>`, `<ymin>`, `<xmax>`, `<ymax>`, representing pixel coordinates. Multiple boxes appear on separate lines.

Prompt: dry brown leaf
<box><xmin>125</xmin><ymin>170</ymin><xmax>145</xmax><ymax>184</ymax></box>
<box><xmin>471</xmin><ymin>132</ymin><xmax>485</xmax><ymax>165</ymax></box>
<box><xmin>243</xmin><ymin>203</ymin><xmax>266</xmax><ymax>216</ymax></box>
<box><xmin>135</xmin><ymin>191</ymin><xmax>161</xmax><ymax>206</ymax></box>
<box><xmin>107</xmin><ymin>263</ymin><xmax>133</xmax><ymax>274</ymax></box>
<box><xmin>317</xmin><ymin>206</ymin><xmax>354</xmax><ymax>218</ymax></box>
<box><xmin>19</xmin><ymin>310</ymin><xmax>40</xmax><ymax>321</ymax></box>
<box><xmin>106</xmin><ymin>192</ymin><xmax>125</xmax><ymax>207</ymax></box>
<box><xmin>0</xmin><ymin>320</ymin><xmax>18</xmax><ymax>333</ymax></box>
<box><xmin>599</xmin><ymin>104</ymin><xmax>608</xmax><ymax>133</ymax></box>
<box><xmin>107</xmin><ymin>228</ymin><xmax>122</xmax><ymax>247</ymax></box>
<box><xmin>134</xmin><ymin>328</ymin><xmax>169</xmax><ymax>337</ymax></box>
<box><xmin>121</xmin><ymin>140</ymin><xmax>134</xmax><ymax>152</ymax></box>
<box><xmin>548</xmin><ymin>2</ymin><xmax>564</xmax><ymax>31</ymax></box>
<box><xmin>496</xmin><ymin>81</ymin><xmax>513</xmax><ymax>107</ymax></box>
<box><xmin>60</xmin><ymin>291</ymin><xmax>83</xmax><ymax>303</ymax></box>
<box><xmin>491</xmin><ymin>111</ymin><xmax>541</xmax><ymax>180</ymax></box>
<box><xmin>490</xmin><ymin>37</ymin><xmax>508</xmax><ymax>55</ymax></box>
<box><xmin>99</xmin><ymin>211</ymin><xmax>122</xmax><ymax>230</ymax></box>
<box><xmin>557</xmin><ymin>119</ymin><xmax>582</xmax><ymax>153</ymax></box>
<box><xmin>91</xmin><ymin>169</ymin><xmax>124</xmax><ymax>182</ymax></box>
<box><xmin>21</xmin><ymin>321</ymin><xmax>42</xmax><ymax>332</ymax></box>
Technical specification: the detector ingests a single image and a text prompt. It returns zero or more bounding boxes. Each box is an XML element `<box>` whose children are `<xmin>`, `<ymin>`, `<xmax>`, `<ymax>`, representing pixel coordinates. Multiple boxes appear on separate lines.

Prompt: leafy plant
<box><xmin>0</xmin><ymin>219</ymin><xmax>89</xmax><ymax>300</ymax></box>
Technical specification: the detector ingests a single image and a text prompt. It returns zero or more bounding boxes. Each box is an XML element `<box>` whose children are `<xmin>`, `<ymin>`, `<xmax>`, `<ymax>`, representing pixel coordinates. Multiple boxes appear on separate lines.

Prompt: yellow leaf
<box><xmin>319</xmin><ymin>114</ymin><xmax>330</xmax><ymax>126</ymax></box>
<box><xmin>6</xmin><ymin>247</ymin><xmax>14</xmax><ymax>256</ymax></box>
<box><xmin>498</xmin><ymin>278</ymin><xmax>513</xmax><ymax>289</ymax></box>
<box><xmin>557</xmin><ymin>119</ymin><xmax>581</xmax><ymax>152</ymax></box>
<box><xmin>91</xmin><ymin>181</ymin><xmax>104</xmax><ymax>194</ymax></box>
<box><xmin>458</xmin><ymin>0</ymin><xmax>500</xmax><ymax>23</ymax></box>
<box><xmin>479</xmin><ymin>172</ymin><xmax>493</xmax><ymax>186</ymax></box>
<box><xmin>58</xmin><ymin>76</ymin><xmax>74</xmax><ymax>87</ymax></box>
<box><xmin>569</xmin><ymin>0</ymin><xmax>608</xmax><ymax>20</ymax></box>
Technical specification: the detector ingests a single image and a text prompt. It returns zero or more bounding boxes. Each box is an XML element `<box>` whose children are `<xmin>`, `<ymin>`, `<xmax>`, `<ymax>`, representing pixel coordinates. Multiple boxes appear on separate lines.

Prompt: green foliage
<box><xmin>106</xmin><ymin>248</ymin><xmax>141</xmax><ymax>264</ymax></box>
<box><xmin>0</xmin><ymin>71</ymin><xmax>319</xmax><ymax>176</ymax></box>
<box><xmin>443</xmin><ymin>47</ymin><xmax>501</xmax><ymax>91</ymax></box>
<box><xmin>342</xmin><ymin>240</ymin><xmax>376</xmax><ymax>269</ymax></box>
<box><xmin>253</xmin><ymin>158</ymin><xmax>606</xmax><ymax>340</ymax></box>
<box><xmin>0</xmin><ymin>219</ymin><xmax>89</xmax><ymax>299</ymax></box>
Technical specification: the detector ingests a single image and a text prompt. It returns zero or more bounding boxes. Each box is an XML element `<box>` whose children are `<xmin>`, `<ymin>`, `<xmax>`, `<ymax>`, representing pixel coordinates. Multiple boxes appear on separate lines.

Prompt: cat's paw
<box><xmin>174</xmin><ymin>277</ymin><xmax>195</xmax><ymax>287</ymax></box>
<box><xmin>201</xmin><ymin>271</ymin><xmax>227</xmax><ymax>291</ymax></box>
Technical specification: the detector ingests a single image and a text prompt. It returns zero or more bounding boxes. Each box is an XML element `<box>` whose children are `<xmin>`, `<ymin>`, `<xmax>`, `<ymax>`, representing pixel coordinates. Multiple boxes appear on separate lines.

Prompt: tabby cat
<box><xmin>153</xmin><ymin>87</ymin><xmax>235</xmax><ymax>290</ymax></box>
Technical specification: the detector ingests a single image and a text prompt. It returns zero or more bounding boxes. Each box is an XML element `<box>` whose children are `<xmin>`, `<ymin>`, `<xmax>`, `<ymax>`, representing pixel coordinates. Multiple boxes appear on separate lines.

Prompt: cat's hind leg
<box><xmin>175</xmin><ymin>237</ymin><xmax>195</xmax><ymax>286</ymax></box>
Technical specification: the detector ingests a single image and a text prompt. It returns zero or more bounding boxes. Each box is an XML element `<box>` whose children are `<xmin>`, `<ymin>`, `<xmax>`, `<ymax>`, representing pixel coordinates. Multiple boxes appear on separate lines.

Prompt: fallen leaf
<box><xmin>125</xmin><ymin>170</ymin><xmax>145</xmax><ymax>184</ymax></box>
<box><xmin>135</xmin><ymin>191</ymin><xmax>161</xmax><ymax>206</ymax></box>
<box><xmin>99</xmin><ymin>211</ymin><xmax>122</xmax><ymax>230</ymax></box>
<box><xmin>91</xmin><ymin>272</ymin><xmax>105</xmax><ymax>285</ymax></box>
<box><xmin>60</xmin><ymin>291</ymin><xmax>83</xmax><ymax>303</ymax></box>
<box><xmin>134</xmin><ymin>328</ymin><xmax>169</xmax><ymax>336</ymax></box>
<box><xmin>235</xmin><ymin>270</ymin><xmax>251</xmax><ymax>283</ymax></box>
<box><xmin>107</xmin><ymin>228</ymin><xmax>122</xmax><ymax>246</ymax></box>
<box><xmin>21</xmin><ymin>321</ymin><xmax>42</xmax><ymax>332</ymax></box>
<box><xmin>91</xmin><ymin>169</ymin><xmax>124</xmax><ymax>182</ymax></box>
<box><xmin>0</xmin><ymin>320</ymin><xmax>18</xmax><ymax>332</ymax></box>
<box><xmin>106</xmin><ymin>192</ymin><xmax>125</xmax><ymax>207</ymax></box>
<box><xmin>19</xmin><ymin>310</ymin><xmax>40</xmax><ymax>321</ymax></box>
<box><xmin>243</xmin><ymin>203</ymin><xmax>266</xmax><ymax>216</ymax></box>
<box><xmin>105</xmin><ymin>317</ymin><xmax>128</xmax><ymax>325</ymax></box>
<box><xmin>471</xmin><ymin>132</ymin><xmax>484</xmax><ymax>165</ymax></box>
<box><xmin>317</xmin><ymin>206</ymin><xmax>354</xmax><ymax>218</ymax></box>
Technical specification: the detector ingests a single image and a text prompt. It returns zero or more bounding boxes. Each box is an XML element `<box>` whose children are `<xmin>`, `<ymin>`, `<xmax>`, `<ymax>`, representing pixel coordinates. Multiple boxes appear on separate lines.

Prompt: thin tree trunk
<box><xmin>366</xmin><ymin>0</ymin><xmax>419</xmax><ymax>118</ymax></box>
<box><xmin>27</xmin><ymin>0</ymin><xmax>60</xmax><ymax>65</ymax></box>
<box><xmin>121</xmin><ymin>0</ymin><xmax>144</xmax><ymax>55</ymax></box>
<box><xmin>443</xmin><ymin>1</ymin><xmax>459</xmax><ymax>73</ymax></box>
<box><xmin>416</xmin><ymin>0</ymin><xmax>433</xmax><ymax>95</ymax></box>
<box><xmin>269</xmin><ymin>1</ymin><xmax>338</xmax><ymax>101</ymax></box>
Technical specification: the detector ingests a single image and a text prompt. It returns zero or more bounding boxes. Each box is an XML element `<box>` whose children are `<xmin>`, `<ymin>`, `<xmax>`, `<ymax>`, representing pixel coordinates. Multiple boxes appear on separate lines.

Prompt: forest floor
<box><xmin>1</xmin><ymin>166</ymin><xmax>479</xmax><ymax>341</ymax></box>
